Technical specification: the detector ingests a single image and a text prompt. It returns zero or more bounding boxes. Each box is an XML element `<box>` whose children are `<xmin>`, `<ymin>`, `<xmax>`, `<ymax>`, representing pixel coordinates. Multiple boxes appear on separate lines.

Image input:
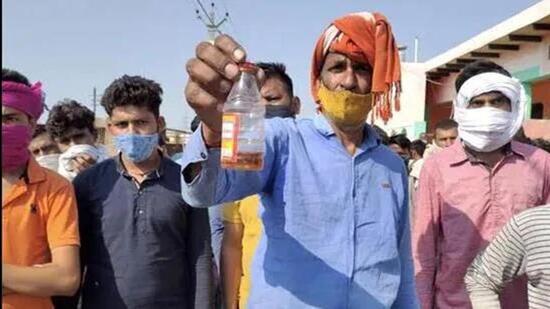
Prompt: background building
<box><xmin>377</xmin><ymin>1</ymin><xmax>549</xmax><ymax>140</ymax></box>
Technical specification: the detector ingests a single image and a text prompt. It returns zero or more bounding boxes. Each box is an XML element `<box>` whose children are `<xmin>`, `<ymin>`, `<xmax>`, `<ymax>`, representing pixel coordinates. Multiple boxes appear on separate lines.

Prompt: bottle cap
<box><xmin>239</xmin><ymin>62</ymin><xmax>258</xmax><ymax>74</ymax></box>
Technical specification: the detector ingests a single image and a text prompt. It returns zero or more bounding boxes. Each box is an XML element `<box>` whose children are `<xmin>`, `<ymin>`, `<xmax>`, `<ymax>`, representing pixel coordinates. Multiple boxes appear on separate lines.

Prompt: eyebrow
<box><xmin>328</xmin><ymin>59</ymin><xmax>347</xmax><ymax>66</ymax></box>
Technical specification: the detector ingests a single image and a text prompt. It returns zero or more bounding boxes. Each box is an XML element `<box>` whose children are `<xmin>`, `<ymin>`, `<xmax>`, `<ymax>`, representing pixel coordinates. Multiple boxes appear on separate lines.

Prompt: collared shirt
<box><xmin>222</xmin><ymin>195</ymin><xmax>263</xmax><ymax>309</ymax></box>
<box><xmin>2</xmin><ymin>157</ymin><xmax>80</xmax><ymax>309</ymax></box>
<box><xmin>181</xmin><ymin>115</ymin><xmax>418</xmax><ymax>308</ymax></box>
<box><xmin>412</xmin><ymin>140</ymin><xmax>550</xmax><ymax>309</ymax></box>
<box><xmin>74</xmin><ymin>154</ymin><xmax>213</xmax><ymax>309</ymax></box>
<box><xmin>463</xmin><ymin>142</ymin><xmax>512</xmax><ymax>166</ymax></box>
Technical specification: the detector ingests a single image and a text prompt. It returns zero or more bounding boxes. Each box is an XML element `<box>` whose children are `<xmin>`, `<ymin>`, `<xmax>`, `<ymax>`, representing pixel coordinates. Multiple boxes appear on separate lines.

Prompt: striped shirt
<box><xmin>465</xmin><ymin>205</ymin><xmax>550</xmax><ymax>309</ymax></box>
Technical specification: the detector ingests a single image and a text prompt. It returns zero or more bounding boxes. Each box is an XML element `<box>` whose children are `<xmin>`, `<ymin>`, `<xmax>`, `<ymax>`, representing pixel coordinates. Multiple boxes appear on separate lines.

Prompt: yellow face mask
<box><xmin>317</xmin><ymin>84</ymin><xmax>373</xmax><ymax>131</ymax></box>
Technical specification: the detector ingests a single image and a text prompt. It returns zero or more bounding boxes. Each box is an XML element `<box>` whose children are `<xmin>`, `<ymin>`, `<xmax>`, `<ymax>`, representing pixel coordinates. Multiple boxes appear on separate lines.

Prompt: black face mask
<box><xmin>265</xmin><ymin>105</ymin><xmax>294</xmax><ymax>119</ymax></box>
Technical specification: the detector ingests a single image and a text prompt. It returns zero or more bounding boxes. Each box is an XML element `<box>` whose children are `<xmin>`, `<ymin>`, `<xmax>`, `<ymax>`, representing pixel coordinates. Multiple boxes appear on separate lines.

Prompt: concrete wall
<box><xmin>498</xmin><ymin>34</ymin><xmax>550</xmax><ymax>78</ymax></box>
<box><xmin>426</xmin><ymin>32</ymin><xmax>550</xmax><ymax>130</ymax></box>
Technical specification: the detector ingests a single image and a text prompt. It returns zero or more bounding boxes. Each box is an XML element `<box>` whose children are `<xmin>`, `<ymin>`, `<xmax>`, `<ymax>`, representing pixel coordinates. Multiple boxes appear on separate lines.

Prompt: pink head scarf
<box><xmin>2</xmin><ymin>81</ymin><xmax>44</xmax><ymax>120</ymax></box>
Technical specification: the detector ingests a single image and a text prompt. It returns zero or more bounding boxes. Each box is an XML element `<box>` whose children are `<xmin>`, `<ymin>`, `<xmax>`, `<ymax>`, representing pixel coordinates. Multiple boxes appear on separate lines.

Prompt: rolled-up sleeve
<box><xmin>180</xmin><ymin>120</ymin><xmax>286</xmax><ymax>208</ymax></box>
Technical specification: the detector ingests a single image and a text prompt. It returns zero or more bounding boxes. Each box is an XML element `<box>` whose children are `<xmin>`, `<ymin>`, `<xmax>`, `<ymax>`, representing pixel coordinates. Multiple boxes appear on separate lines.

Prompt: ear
<box><xmin>314</xmin><ymin>78</ymin><xmax>323</xmax><ymax>111</ymax></box>
<box><xmin>158</xmin><ymin>116</ymin><xmax>166</xmax><ymax>133</ymax></box>
<box><xmin>291</xmin><ymin>96</ymin><xmax>301</xmax><ymax>116</ymax></box>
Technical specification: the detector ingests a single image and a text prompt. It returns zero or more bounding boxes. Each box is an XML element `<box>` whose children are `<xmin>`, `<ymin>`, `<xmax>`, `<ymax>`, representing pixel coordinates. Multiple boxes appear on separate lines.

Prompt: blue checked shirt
<box><xmin>180</xmin><ymin>114</ymin><xmax>418</xmax><ymax>308</ymax></box>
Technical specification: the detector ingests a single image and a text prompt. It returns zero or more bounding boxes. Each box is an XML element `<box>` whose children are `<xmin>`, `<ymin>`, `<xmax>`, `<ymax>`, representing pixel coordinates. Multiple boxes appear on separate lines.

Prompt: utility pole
<box><xmin>195</xmin><ymin>1</ymin><xmax>229</xmax><ymax>42</ymax></box>
<box><xmin>414</xmin><ymin>36</ymin><xmax>419</xmax><ymax>63</ymax></box>
<box><xmin>93</xmin><ymin>87</ymin><xmax>97</xmax><ymax>115</ymax></box>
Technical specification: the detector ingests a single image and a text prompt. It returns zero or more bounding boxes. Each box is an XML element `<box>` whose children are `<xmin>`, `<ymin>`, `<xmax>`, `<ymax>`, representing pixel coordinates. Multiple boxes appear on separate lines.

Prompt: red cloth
<box><xmin>2</xmin><ymin>81</ymin><xmax>44</xmax><ymax>120</ymax></box>
<box><xmin>310</xmin><ymin>12</ymin><xmax>401</xmax><ymax>123</ymax></box>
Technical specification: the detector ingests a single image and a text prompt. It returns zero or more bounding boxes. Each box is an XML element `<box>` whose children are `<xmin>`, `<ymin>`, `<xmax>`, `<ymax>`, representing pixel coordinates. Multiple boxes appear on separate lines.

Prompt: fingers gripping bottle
<box><xmin>221</xmin><ymin>62</ymin><xmax>265</xmax><ymax>171</ymax></box>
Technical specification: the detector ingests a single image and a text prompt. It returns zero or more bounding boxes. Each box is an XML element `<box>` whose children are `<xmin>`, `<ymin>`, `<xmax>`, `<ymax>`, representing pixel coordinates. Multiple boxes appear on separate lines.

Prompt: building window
<box><xmin>531</xmin><ymin>102</ymin><xmax>543</xmax><ymax>119</ymax></box>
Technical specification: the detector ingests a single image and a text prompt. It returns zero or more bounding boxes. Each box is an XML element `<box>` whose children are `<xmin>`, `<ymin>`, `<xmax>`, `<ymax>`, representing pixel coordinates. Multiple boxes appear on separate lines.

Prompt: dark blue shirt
<box><xmin>74</xmin><ymin>154</ymin><xmax>213</xmax><ymax>308</ymax></box>
<box><xmin>208</xmin><ymin>205</ymin><xmax>224</xmax><ymax>272</ymax></box>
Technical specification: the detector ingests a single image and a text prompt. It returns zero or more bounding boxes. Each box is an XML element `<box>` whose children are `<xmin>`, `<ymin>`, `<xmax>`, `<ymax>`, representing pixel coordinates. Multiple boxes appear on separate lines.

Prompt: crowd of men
<box><xmin>3</xmin><ymin>10</ymin><xmax>550</xmax><ymax>309</ymax></box>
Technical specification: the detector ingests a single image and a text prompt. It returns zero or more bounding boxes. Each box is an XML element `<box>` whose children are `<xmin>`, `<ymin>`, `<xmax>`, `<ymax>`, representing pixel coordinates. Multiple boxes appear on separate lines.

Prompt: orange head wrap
<box><xmin>311</xmin><ymin>12</ymin><xmax>401</xmax><ymax>123</ymax></box>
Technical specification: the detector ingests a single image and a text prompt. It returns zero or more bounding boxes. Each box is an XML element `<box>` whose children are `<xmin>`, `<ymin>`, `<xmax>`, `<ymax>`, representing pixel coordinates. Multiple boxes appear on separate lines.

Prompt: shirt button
<box><xmin>94</xmin><ymin>281</ymin><xmax>99</xmax><ymax>287</ymax></box>
<box><xmin>138</xmin><ymin>210</ymin><xmax>144</xmax><ymax>215</ymax></box>
<box><xmin>201</xmin><ymin>152</ymin><xmax>207</xmax><ymax>159</ymax></box>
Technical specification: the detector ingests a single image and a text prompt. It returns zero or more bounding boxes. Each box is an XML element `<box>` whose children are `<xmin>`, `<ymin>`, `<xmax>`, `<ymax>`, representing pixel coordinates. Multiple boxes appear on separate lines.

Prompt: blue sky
<box><xmin>2</xmin><ymin>0</ymin><xmax>541</xmax><ymax>130</ymax></box>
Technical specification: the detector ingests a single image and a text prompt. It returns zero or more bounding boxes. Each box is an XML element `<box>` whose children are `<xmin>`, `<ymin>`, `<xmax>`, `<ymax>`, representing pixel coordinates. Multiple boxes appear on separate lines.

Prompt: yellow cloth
<box><xmin>317</xmin><ymin>84</ymin><xmax>373</xmax><ymax>130</ymax></box>
<box><xmin>222</xmin><ymin>195</ymin><xmax>262</xmax><ymax>309</ymax></box>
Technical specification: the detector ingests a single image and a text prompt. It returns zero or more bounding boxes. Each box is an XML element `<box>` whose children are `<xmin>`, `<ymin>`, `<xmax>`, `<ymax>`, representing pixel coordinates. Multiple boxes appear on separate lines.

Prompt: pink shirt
<box><xmin>412</xmin><ymin>141</ymin><xmax>550</xmax><ymax>309</ymax></box>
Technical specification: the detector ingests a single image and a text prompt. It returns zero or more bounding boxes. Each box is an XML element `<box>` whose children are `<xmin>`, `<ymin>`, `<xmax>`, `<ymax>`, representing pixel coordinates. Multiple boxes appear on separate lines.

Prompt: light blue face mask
<box><xmin>114</xmin><ymin>133</ymin><xmax>159</xmax><ymax>163</ymax></box>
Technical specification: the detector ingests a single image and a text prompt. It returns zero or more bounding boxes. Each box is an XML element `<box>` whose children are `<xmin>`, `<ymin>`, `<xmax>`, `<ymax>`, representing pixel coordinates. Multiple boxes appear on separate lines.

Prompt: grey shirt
<box><xmin>74</xmin><ymin>154</ymin><xmax>213</xmax><ymax>308</ymax></box>
<box><xmin>465</xmin><ymin>205</ymin><xmax>550</xmax><ymax>309</ymax></box>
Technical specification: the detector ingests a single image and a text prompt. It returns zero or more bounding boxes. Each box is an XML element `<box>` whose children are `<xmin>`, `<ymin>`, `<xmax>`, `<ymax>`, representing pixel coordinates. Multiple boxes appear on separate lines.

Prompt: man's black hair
<box><xmin>46</xmin><ymin>99</ymin><xmax>96</xmax><ymax>140</ymax></box>
<box><xmin>389</xmin><ymin>134</ymin><xmax>411</xmax><ymax>150</ymax></box>
<box><xmin>101</xmin><ymin>75</ymin><xmax>163</xmax><ymax>117</ymax></box>
<box><xmin>190</xmin><ymin>115</ymin><xmax>201</xmax><ymax>133</ymax></box>
<box><xmin>435</xmin><ymin>119</ymin><xmax>458</xmax><ymax>131</ymax></box>
<box><xmin>2</xmin><ymin>68</ymin><xmax>31</xmax><ymax>86</ymax></box>
<box><xmin>411</xmin><ymin>139</ymin><xmax>427</xmax><ymax>157</ymax></box>
<box><xmin>372</xmin><ymin>125</ymin><xmax>389</xmax><ymax>145</ymax></box>
<box><xmin>32</xmin><ymin>124</ymin><xmax>49</xmax><ymax>139</ymax></box>
<box><xmin>256</xmin><ymin>62</ymin><xmax>294</xmax><ymax>96</ymax></box>
<box><xmin>455</xmin><ymin>60</ymin><xmax>511</xmax><ymax>92</ymax></box>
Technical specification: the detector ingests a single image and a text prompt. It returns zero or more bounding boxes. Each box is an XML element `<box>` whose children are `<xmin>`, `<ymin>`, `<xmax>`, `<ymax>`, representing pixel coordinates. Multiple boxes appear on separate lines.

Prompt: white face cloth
<box><xmin>58</xmin><ymin>144</ymin><xmax>109</xmax><ymax>180</ymax></box>
<box><xmin>36</xmin><ymin>153</ymin><xmax>60</xmax><ymax>171</ymax></box>
<box><xmin>453</xmin><ymin>72</ymin><xmax>526</xmax><ymax>152</ymax></box>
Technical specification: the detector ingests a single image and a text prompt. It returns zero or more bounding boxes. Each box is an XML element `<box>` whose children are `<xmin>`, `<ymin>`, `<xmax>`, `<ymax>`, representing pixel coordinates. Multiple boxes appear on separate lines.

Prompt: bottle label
<box><xmin>221</xmin><ymin>113</ymin><xmax>240</xmax><ymax>161</ymax></box>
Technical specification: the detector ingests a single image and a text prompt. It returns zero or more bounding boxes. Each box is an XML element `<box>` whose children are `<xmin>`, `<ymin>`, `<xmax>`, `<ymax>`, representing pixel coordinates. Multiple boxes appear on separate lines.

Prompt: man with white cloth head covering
<box><xmin>453</xmin><ymin>71</ymin><xmax>525</xmax><ymax>154</ymax></box>
<box><xmin>412</xmin><ymin>60</ymin><xmax>550</xmax><ymax>309</ymax></box>
<box><xmin>46</xmin><ymin>99</ymin><xmax>108</xmax><ymax>180</ymax></box>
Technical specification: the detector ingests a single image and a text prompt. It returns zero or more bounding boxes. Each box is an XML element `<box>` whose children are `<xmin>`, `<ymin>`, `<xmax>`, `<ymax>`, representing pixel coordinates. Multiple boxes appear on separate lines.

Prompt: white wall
<box><xmin>499</xmin><ymin>34</ymin><xmax>550</xmax><ymax>77</ymax></box>
<box><xmin>373</xmin><ymin>62</ymin><xmax>427</xmax><ymax>138</ymax></box>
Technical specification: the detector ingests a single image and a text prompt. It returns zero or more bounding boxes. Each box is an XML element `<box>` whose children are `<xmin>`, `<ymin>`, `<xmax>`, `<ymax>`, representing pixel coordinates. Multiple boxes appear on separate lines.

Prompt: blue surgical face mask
<box><xmin>114</xmin><ymin>133</ymin><xmax>159</xmax><ymax>163</ymax></box>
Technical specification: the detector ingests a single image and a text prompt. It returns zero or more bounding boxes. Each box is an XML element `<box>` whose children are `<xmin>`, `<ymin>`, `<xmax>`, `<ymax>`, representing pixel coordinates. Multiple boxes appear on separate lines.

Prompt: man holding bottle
<box><xmin>181</xmin><ymin>12</ymin><xmax>417</xmax><ymax>308</ymax></box>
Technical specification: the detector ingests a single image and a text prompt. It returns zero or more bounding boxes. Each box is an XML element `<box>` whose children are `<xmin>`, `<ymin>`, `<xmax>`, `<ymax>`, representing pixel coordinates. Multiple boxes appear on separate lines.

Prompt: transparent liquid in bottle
<box><xmin>221</xmin><ymin>63</ymin><xmax>265</xmax><ymax>171</ymax></box>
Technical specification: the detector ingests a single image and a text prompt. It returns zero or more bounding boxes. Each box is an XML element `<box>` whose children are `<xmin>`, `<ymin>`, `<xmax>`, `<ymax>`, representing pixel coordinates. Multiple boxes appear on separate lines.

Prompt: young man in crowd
<box><xmin>423</xmin><ymin>119</ymin><xmax>458</xmax><ymax>158</ymax></box>
<box><xmin>73</xmin><ymin>75</ymin><xmax>213</xmax><ymax>308</ymax></box>
<box><xmin>181</xmin><ymin>11</ymin><xmax>417</xmax><ymax>308</ymax></box>
<box><xmin>29</xmin><ymin>124</ymin><xmax>61</xmax><ymax>171</ymax></box>
<box><xmin>221</xmin><ymin>62</ymin><xmax>300</xmax><ymax>309</ymax></box>
<box><xmin>413</xmin><ymin>60</ymin><xmax>550</xmax><ymax>309</ymax></box>
<box><xmin>46</xmin><ymin>99</ymin><xmax>108</xmax><ymax>180</ymax></box>
<box><xmin>2</xmin><ymin>68</ymin><xmax>80</xmax><ymax>308</ymax></box>
<box><xmin>389</xmin><ymin>133</ymin><xmax>412</xmax><ymax>167</ymax></box>
<box><xmin>408</xmin><ymin>139</ymin><xmax>427</xmax><ymax>222</ymax></box>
